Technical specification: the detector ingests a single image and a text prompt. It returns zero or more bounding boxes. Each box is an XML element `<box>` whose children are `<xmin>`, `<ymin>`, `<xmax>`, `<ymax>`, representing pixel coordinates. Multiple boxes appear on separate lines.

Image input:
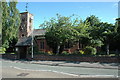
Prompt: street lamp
<box><xmin>31</xmin><ymin>16</ymin><xmax>34</xmax><ymax>59</ymax></box>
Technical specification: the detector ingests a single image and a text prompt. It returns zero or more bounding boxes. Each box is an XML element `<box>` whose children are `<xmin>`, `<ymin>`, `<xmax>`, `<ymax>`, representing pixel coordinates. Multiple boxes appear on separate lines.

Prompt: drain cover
<box><xmin>17</xmin><ymin>73</ymin><xmax>29</xmax><ymax>76</ymax></box>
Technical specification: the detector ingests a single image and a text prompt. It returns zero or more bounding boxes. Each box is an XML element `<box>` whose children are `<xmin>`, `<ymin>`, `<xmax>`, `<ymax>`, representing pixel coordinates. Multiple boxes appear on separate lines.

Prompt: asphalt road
<box><xmin>1</xmin><ymin>59</ymin><xmax>119</xmax><ymax>79</ymax></box>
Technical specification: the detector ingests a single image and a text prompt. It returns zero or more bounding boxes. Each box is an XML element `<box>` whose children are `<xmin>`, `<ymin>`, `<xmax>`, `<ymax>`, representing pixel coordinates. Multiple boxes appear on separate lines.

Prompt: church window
<box><xmin>40</xmin><ymin>41</ymin><xmax>44</xmax><ymax>49</ymax></box>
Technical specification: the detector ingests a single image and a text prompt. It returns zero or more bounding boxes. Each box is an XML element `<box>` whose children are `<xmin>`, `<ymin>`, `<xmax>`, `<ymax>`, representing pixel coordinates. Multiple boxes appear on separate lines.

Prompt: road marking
<box><xmin>9</xmin><ymin>66</ymin><xmax>117</xmax><ymax>78</ymax></box>
<box><xmin>17</xmin><ymin>73</ymin><xmax>29</xmax><ymax>77</ymax></box>
<box><xmin>79</xmin><ymin>75</ymin><xmax>117</xmax><ymax>78</ymax></box>
<box><xmin>10</xmin><ymin>66</ymin><xmax>79</xmax><ymax>77</ymax></box>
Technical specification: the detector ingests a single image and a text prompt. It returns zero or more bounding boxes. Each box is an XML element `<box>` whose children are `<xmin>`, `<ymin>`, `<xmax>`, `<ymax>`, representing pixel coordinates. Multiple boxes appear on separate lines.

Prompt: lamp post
<box><xmin>31</xmin><ymin>16</ymin><xmax>34</xmax><ymax>59</ymax></box>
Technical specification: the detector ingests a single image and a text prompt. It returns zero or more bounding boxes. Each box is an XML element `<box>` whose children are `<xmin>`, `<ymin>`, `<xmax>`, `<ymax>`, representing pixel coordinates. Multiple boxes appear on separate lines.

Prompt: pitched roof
<box><xmin>30</xmin><ymin>29</ymin><xmax>46</xmax><ymax>36</ymax></box>
<box><xmin>16</xmin><ymin>29</ymin><xmax>46</xmax><ymax>46</ymax></box>
<box><xmin>16</xmin><ymin>37</ymin><xmax>32</xmax><ymax>46</ymax></box>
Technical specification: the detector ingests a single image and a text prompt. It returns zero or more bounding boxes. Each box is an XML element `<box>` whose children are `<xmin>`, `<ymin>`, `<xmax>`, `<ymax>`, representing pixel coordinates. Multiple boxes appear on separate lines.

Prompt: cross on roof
<box><xmin>26</xmin><ymin>3</ymin><xmax>28</xmax><ymax>12</ymax></box>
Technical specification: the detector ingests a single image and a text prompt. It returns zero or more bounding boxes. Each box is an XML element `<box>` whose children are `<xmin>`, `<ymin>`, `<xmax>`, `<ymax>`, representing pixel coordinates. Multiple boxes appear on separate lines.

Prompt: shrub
<box><xmin>84</xmin><ymin>46</ymin><xmax>96</xmax><ymax>55</ymax></box>
<box><xmin>79</xmin><ymin>50</ymin><xmax>85</xmax><ymax>55</ymax></box>
<box><xmin>47</xmin><ymin>51</ymin><xmax>53</xmax><ymax>55</ymax></box>
<box><xmin>35</xmin><ymin>51</ymin><xmax>48</xmax><ymax>55</ymax></box>
<box><xmin>10</xmin><ymin>52</ymin><xmax>16</xmax><ymax>54</ymax></box>
<box><xmin>0</xmin><ymin>47</ymin><xmax>6</xmax><ymax>54</ymax></box>
<box><xmin>62</xmin><ymin>51</ymin><xmax>69</xmax><ymax>55</ymax></box>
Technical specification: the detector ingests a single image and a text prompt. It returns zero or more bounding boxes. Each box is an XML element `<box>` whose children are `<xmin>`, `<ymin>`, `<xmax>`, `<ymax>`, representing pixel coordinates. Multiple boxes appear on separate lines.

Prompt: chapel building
<box><xmin>15</xmin><ymin>12</ymin><xmax>81</xmax><ymax>59</ymax></box>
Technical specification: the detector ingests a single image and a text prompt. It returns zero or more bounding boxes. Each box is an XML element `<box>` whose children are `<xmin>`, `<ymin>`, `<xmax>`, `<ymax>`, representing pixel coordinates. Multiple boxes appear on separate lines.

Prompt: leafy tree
<box><xmin>1</xmin><ymin>0</ymin><xmax>20</xmax><ymax>52</ymax></box>
<box><xmin>40</xmin><ymin>14</ymin><xmax>79</xmax><ymax>54</ymax></box>
<box><xmin>73</xmin><ymin>19</ymin><xmax>92</xmax><ymax>48</ymax></box>
<box><xmin>99</xmin><ymin>22</ymin><xmax>115</xmax><ymax>55</ymax></box>
<box><xmin>81</xmin><ymin>15</ymin><xmax>103</xmax><ymax>54</ymax></box>
<box><xmin>84</xmin><ymin>15</ymin><xmax>118</xmax><ymax>55</ymax></box>
<box><xmin>85</xmin><ymin>15</ymin><xmax>100</xmax><ymax>27</ymax></box>
<box><xmin>111</xmin><ymin>19</ymin><xmax>120</xmax><ymax>55</ymax></box>
<box><xmin>0</xmin><ymin>1</ymin><xmax>2</xmax><ymax>47</ymax></box>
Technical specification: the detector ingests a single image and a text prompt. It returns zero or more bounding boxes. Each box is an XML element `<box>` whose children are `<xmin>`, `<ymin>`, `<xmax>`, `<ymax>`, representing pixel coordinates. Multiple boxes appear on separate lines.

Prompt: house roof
<box><xmin>31</xmin><ymin>29</ymin><xmax>46</xmax><ymax>36</ymax></box>
<box><xmin>20</xmin><ymin>11</ymin><xmax>33</xmax><ymax>16</ymax></box>
<box><xmin>16</xmin><ymin>29</ymin><xmax>46</xmax><ymax>46</ymax></box>
<box><xmin>16</xmin><ymin>37</ymin><xmax>32</xmax><ymax>47</ymax></box>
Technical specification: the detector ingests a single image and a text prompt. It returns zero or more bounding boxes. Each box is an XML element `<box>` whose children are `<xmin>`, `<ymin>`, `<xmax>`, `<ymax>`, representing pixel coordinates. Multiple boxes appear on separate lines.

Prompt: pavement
<box><xmin>2</xmin><ymin>59</ymin><xmax>119</xmax><ymax>69</ymax></box>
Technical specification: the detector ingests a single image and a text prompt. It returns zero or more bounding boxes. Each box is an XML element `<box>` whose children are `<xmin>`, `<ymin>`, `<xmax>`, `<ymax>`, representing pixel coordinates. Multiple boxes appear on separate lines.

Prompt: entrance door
<box><xmin>19</xmin><ymin>47</ymin><xmax>27</xmax><ymax>59</ymax></box>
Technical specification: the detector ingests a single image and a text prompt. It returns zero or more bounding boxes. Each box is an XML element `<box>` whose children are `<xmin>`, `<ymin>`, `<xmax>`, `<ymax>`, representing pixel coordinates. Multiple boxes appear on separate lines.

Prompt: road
<box><xmin>1</xmin><ymin>59</ymin><xmax>119</xmax><ymax>78</ymax></box>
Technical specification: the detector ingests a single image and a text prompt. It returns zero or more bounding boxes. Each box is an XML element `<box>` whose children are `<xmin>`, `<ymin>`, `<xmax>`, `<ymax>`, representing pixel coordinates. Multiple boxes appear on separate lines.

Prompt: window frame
<box><xmin>40</xmin><ymin>41</ymin><xmax>44</xmax><ymax>49</ymax></box>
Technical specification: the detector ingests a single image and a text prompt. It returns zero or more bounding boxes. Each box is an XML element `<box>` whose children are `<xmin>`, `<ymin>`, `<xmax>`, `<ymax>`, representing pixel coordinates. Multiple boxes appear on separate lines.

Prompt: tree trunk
<box><xmin>59</xmin><ymin>45</ymin><xmax>64</xmax><ymax>54</ymax></box>
<box><xmin>56</xmin><ymin>45</ymin><xmax>60</xmax><ymax>54</ymax></box>
<box><xmin>106</xmin><ymin>44</ymin><xmax>109</xmax><ymax>55</ymax></box>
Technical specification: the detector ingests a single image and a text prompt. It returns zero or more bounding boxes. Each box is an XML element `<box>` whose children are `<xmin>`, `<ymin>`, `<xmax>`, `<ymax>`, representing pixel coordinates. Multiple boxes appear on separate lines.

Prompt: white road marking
<box><xmin>10</xmin><ymin>66</ymin><xmax>78</xmax><ymax>77</ymax></box>
<box><xmin>9</xmin><ymin>66</ymin><xmax>117</xmax><ymax>78</ymax></box>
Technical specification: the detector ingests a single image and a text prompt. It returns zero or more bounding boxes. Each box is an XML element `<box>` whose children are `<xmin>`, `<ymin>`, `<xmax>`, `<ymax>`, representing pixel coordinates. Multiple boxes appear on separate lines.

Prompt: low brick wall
<box><xmin>27</xmin><ymin>55</ymin><xmax>119</xmax><ymax>63</ymax></box>
<box><xmin>2</xmin><ymin>54</ymin><xmax>18</xmax><ymax>60</ymax></box>
<box><xmin>1</xmin><ymin>54</ymin><xmax>119</xmax><ymax>63</ymax></box>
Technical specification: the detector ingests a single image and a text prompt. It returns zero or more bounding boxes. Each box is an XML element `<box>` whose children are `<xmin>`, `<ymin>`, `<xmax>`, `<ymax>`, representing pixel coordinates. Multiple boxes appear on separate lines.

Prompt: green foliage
<box><xmin>62</xmin><ymin>51</ymin><xmax>69</xmax><ymax>55</ymax></box>
<box><xmin>79</xmin><ymin>50</ymin><xmax>85</xmax><ymax>55</ymax></box>
<box><xmin>89</xmin><ymin>39</ymin><xmax>103</xmax><ymax>47</ymax></box>
<box><xmin>77</xmin><ymin>15</ymin><xmax>103</xmax><ymax>51</ymax></box>
<box><xmin>0</xmin><ymin>47</ymin><xmax>6</xmax><ymax>54</ymax></box>
<box><xmin>41</xmin><ymin>14</ymin><xmax>79</xmax><ymax>54</ymax></box>
<box><xmin>84</xmin><ymin>46</ymin><xmax>96</xmax><ymax>55</ymax></box>
<box><xmin>1</xmin><ymin>1</ymin><xmax>20</xmax><ymax>51</ymax></box>
<box><xmin>34</xmin><ymin>51</ymin><xmax>48</xmax><ymax>55</ymax></box>
<box><xmin>40</xmin><ymin>14</ymin><xmax>118</xmax><ymax>56</ymax></box>
<box><xmin>47</xmin><ymin>51</ymin><xmax>54</xmax><ymax>55</ymax></box>
<box><xmin>0</xmin><ymin>1</ymin><xmax>2</xmax><ymax>38</ymax></box>
<box><xmin>85</xmin><ymin>15</ymin><xmax>100</xmax><ymax>27</ymax></box>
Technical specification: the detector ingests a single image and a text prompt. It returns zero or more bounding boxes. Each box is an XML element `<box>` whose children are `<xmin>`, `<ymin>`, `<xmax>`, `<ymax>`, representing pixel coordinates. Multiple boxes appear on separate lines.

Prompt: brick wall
<box><xmin>2</xmin><ymin>54</ymin><xmax>18</xmax><ymax>60</ymax></box>
<box><xmin>27</xmin><ymin>55</ymin><xmax>119</xmax><ymax>63</ymax></box>
<box><xmin>2</xmin><ymin>54</ymin><xmax>119</xmax><ymax>63</ymax></box>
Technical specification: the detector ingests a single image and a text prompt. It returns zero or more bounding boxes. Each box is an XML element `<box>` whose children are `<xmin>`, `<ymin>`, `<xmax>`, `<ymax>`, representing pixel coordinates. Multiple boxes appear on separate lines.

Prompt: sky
<box><xmin>16</xmin><ymin>2</ymin><xmax>118</xmax><ymax>29</ymax></box>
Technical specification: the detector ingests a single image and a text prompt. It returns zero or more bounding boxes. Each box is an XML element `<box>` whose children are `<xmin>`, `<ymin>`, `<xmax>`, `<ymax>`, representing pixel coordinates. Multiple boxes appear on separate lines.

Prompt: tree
<box><xmin>40</xmin><ymin>14</ymin><xmax>79</xmax><ymax>54</ymax></box>
<box><xmin>0</xmin><ymin>1</ymin><xmax>2</xmax><ymax>47</ymax></box>
<box><xmin>84</xmin><ymin>15</ymin><xmax>119</xmax><ymax>55</ymax></box>
<box><xmin>1</xmin><ymin>0</ymin><xmax>20</xmax><ymax>52</ymax></box>
<box><xmin>73</xmin><ymin>19</ymin><xmax>91</xmax><ymax>47</ymax></box>
<box><xmin>99</xmin><ymin>22</ymin><xmax>115</xmax><ymax>55</ymax></box>
<box><xmin>111</xmin><ymin>19</ymin><xmax>120</xmax><ymax>55</ymax></box>
<box><xmin>85</xmin><ymin>15</ymin><xmax>100</xmax><ymax>27</ymax></box>
<box><xmin>81</xmin><ymin>15</ymin><xmax>103</xmax><ymax>54</ymax></box>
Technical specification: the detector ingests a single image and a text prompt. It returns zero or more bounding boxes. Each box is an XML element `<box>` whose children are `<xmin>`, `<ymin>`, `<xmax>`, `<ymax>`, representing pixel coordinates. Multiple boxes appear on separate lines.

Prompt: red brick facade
<box><xmin>36</xmin><ymin>38</ymin><xmax>80</xmax><ymax>53</ymax></box>
<box><xmin>36</xmin><ymin>39</ymin><xmax>52</xmax><ymax>52</ymax></box>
